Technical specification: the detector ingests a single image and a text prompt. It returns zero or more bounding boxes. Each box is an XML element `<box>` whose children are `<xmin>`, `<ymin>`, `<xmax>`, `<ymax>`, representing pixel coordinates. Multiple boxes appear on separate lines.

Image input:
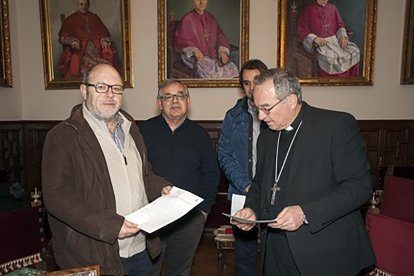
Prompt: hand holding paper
<box><xmin>222</xmin><ymin>212</ymin><xmax>277</xmax><ymax>224</ymax></box>
<box><xmin>125</xmin><ymin>187</ymin><xmax>203</xmax><ymax>234</ymax></box>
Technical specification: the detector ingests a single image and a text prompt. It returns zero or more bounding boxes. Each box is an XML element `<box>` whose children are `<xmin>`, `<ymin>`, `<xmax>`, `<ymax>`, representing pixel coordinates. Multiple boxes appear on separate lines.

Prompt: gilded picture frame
<box><xmin>401</xmin><ymin>0</ymin><xmax>414</xmax><ymax>84</ymax></box>
<box><xmin>0</xmin><ymin>0</ymin><xmax>12</xmax><ymax>88</ymax></box>
<box><xmin>277</xmin><ymin>0</ymin><xmax>378</xmax><ymax>86</ymax></box>
<box><xmin>39</xmin><ymin>0</ymin><xmax>132</xmax><ymax>90</ymax></box>
<box><xmin>38</xmin><ymin>265</ymin><xmax>100</xmax><ymax>275</ymax></box>
<box><xmin>158</xmin><ymin>0</ymin><xmax>249</xmax><ymax>88</ymax></box>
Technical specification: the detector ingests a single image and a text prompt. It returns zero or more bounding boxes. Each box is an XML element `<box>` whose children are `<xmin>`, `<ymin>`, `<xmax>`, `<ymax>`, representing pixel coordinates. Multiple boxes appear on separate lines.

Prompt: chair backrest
<box><xmin>0</xmin><ymin>207</ymin><xmax>47</xmax><ymax>274</ymax></box>
<box><xmin>382</xmin><ymin>175</ymin><xmax>414</xmax><ymax>223</ymax></box>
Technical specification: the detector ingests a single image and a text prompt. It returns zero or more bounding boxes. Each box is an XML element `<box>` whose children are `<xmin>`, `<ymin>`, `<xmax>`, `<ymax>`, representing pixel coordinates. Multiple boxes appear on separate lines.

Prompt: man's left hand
<box><xmin>101</xmin><ymin>40</ymin><xmax>110</xmax><ymax>49</ymax></box>
<box><xmin>218</xmin><ymin>50</ymin><xmax>230</xmax><ymax>65</ymax></box>
<box><xmin>161</xmin><ymin>185</ymin><xmax>172</xmax><ymax>196</ymax></box>
<box><xmin>118</xmin><ymin>219</ymin><xmax>140</xmax><ymax>239</ymax></box>
<box><xmin>267</xmin><ymin>205</ymin><xmax>306</xmax><ymax>231</ymax></box>
<box><xmin>339</xmin><ymin>36</ymin><xmax>349</xmax><ymax>48</ymax></box>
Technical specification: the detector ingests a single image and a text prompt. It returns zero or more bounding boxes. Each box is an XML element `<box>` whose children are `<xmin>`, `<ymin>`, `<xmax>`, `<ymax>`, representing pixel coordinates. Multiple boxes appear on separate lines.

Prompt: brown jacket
<box><xmin>42</xmin><ymin>104</ymin><xmax>170</xmax><ymax>275</ymax></box>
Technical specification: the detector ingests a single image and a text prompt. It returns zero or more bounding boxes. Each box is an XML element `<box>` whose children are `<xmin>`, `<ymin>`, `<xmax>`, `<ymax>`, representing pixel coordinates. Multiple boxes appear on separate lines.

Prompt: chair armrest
<box><xmin>366</xmin><ymin>213</ymin><xmax>414</xmax><ymax>275</ymax></box>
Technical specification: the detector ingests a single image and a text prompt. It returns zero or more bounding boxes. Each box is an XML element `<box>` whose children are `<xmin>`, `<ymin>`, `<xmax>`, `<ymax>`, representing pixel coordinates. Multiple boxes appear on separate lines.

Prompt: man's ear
<box><xmin>289</xmin><ymin>94</ymin><xmax>298</xmax><ymax>109</ymax></box>
<box><xmin>156</xmin><ymin>99</ymin><xmax>163</xmax><ymax>111</ymax></box>
<box><xmin>80</xmin><ymin>84</ymin><xmax>87</xmax><ymax>100</ymax></box>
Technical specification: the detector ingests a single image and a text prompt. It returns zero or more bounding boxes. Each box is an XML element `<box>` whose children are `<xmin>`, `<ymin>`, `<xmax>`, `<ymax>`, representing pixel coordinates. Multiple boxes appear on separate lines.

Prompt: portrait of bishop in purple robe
<box><xmin>297</xmin><ymin>0</ymin><xmax>361</xmax><ymax>77</ymax></box>
<box><xmin>174</xmin><ymin>0</ymin><xmax>239</xmax><ymax>79</ymax></box>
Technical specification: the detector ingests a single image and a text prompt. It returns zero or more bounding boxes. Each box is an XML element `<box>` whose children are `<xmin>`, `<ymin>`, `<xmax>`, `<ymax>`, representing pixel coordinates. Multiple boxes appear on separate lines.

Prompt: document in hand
<box><xmin>125</xmin><ymin>187</ymin><xmax>204</xmax><ymax>234</ymax></box>
<box><xmin>222</xmin><ymin>213</ymin><xmax>277</xmax><ymax>224</ymax></box>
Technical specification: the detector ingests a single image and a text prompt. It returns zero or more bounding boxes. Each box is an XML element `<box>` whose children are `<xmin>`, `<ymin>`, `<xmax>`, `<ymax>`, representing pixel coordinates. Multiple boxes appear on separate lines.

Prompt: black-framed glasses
<box><xmin>84</xmin><ymin>82</ymin><xmax>125</xmax><ymax>95</ymax></box>
<box><xmin>256</xmin><ymin>94</ymin><xmax>290</xmax><ymax>115</ymax></box>
<box><xmin>158</xmin><ymin>92</ymin><xmax>188</xmax><ymax>102</ymax></box>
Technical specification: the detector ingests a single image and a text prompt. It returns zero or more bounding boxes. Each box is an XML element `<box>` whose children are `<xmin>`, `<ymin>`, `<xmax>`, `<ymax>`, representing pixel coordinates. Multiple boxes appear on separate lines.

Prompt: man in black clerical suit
<box><xmin>232</xmin><ymin>68</ymin><xmax>375</xmax><ymax>276</ymax></box>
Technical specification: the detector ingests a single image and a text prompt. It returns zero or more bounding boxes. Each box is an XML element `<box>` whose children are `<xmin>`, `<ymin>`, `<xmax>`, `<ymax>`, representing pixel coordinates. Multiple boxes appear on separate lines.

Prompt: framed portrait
<box><xmin>277</xmin><ymin>0</ymin><xmax>377</xmax><ymax>86</ymax></box>
<box><xmin>0</xmin><ymin>0</ymin><xmax>12</xmax><ymax>88</ymax></box>
<box><xmin>158</xmin><ymin>0</ymin><xmax>249</xmax><ymax>88</ymax></box>
<box><xmin>401</xmin><ymin>0</ymin><xmax>414</xmax><ymax>84</ymax></box>
<box><xmin>39</xmin><ymin>0</ymin><xmax>132</xmax><ymax>90</ymax></box>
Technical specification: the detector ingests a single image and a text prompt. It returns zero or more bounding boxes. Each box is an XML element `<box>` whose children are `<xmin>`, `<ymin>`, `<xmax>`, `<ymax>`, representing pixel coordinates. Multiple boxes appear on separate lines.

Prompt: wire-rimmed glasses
<box><xmin>255</xmin><ymin>94</ymin><xmax>291</xmax><ymax>115</ymax></box>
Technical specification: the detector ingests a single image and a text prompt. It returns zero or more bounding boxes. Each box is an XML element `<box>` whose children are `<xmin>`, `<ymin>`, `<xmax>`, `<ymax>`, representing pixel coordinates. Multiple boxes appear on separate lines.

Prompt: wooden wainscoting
<box><xmin>1</xmin><ymin>120</ymin><xmax>414</xmax><ymax>229</ymax></box>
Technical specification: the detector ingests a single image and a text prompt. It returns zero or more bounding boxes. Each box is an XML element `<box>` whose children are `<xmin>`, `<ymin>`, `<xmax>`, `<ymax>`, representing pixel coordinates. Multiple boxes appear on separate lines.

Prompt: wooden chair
<box><xmin>0</xmin><ymin>206</ymin><xmax>48</xmax><ymax>274</ymax></box>
<box><xmin>287</xmin><ymin>3</ymin><xmax>319</xmax><ymax>77</ymax></box>
<box><xmin>168</xmin><ymin>10</ymin><xmax>198</xmax><ymax>79</ymax></box>
<box><xmin>213</xmin><ymin>225</ymin><xmax>235</xmax><ymax>274</ymax></box>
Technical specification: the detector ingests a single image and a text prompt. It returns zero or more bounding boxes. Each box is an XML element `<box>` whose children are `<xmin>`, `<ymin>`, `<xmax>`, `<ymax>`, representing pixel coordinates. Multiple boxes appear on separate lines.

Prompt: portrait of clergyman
<box><xmin>279</xmin><ymin>0</ymin><xmax>376</xmax><ymax>85</ymax></box>
<box><xmin>0</xmin><ymin>0</ymin><xmax>12</xmax><ymax>88</ymax></box>
<box><xmin>166</xmin><ymin>0</ymin><xmax>241</xmax><ymax>80</ymax></box>
<box><xmin>401</xmin><ymin>0</ymin><xmax>414</xmax><ymax>84</ymax></box>
<box><xmin>40</xmin><ymin>0</ymin><xmax>131</xmax><ymax>89</ymax></box>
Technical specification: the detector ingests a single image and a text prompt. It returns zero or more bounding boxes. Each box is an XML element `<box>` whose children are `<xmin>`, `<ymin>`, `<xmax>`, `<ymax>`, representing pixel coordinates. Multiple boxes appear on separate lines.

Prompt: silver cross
<box><xmin>270</xmin><ymin>182</ymin><xmax>281</xmax><ymax>205</ymax></box>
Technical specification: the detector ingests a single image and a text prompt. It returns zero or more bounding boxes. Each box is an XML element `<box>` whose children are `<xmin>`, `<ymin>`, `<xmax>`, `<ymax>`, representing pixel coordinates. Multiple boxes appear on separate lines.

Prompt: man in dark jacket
<box><xmin>140</xmin><ymin>79</ymin><xmax>220</xmax><ymax>276</ymax></box>
<box><xmin>233</xmin><ymin>68</ymin><xmax>375</xmax><ymax>275</ymax></box>
<box><xmin>42</xmin><ymin>64</ymin><xmax>171</xmax><ymax>275</ymax></box>
<box><xmin>218</xmin><ymin>59</ymin><xmax>267</xmax><ymax>275</ymax></box>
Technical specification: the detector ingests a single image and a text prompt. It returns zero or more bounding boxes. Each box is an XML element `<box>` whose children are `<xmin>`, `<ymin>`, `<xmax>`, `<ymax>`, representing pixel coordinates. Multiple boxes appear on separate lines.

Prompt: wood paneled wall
<box><xmin>1</xmin><ymin>120</ymin><xmax>414</xmax><ymax>228</ymax></box>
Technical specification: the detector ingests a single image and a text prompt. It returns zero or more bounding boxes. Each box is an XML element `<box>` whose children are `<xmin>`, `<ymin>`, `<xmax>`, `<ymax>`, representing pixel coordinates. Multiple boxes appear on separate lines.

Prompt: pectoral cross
<box><xmin>320</xmin><ymin>11</ymin><xmax>331</xmax><ymax>33</ymax></box>
<box><xmin>322</xmin><ymin>23</ymin><xmax>331</xmax><ymax>33</ymax></box>
<box><xmin>203</xmin><ymin>31</ymin><xmax>209</xmax><ymax>42</ymax></box>
<box><xmin>270</xmin><ymin>182</ymin><xmax>281</xmax><ymax>205</ymax></box>
<box><xmin>201</xmin><ymin>18</ymin><xmax>209</xmax><ymax>42</ymax></box>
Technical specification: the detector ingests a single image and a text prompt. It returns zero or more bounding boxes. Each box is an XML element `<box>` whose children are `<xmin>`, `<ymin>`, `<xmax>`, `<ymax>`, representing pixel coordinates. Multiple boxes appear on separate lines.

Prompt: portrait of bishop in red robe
<box><xmin>58</xmin><ymin>0</ymin><xmax>119</xmax><ymax>80</ymax></box>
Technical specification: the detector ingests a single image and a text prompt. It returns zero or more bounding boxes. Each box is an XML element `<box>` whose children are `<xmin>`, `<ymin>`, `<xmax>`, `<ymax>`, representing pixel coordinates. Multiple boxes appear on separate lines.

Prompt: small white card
<box><xmin>231</xmin><ymin>194</ymin><xmax>246</xmax><ymax>215</ymax></box>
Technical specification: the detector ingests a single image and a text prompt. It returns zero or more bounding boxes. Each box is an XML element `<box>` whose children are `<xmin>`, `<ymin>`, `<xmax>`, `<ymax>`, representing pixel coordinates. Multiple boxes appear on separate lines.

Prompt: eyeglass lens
<box><xmin>160</xmin><ymin>92</ymin><xmax>187</xmax><ymax>101</ymax></box>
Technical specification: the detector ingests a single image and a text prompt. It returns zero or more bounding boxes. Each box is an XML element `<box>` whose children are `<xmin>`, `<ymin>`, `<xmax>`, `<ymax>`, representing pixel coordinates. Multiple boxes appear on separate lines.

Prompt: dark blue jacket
<box><xmin>219</xmin><ymin>96</ymin><xmax>257</xmax><ymax>200</ymax></box>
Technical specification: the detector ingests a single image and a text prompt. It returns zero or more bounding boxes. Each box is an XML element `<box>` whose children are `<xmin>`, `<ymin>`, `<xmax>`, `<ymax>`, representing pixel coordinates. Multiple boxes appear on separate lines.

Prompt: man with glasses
<box><xmin>218</xmin><ymin>59</ymin><xmax>268</xmax><ymax>276</ymax></box>
<box><xmin>42</xmin><ymin>64</ymin><xmax>172</xmax><ymax>275</ymax></box>
<box><xmin>232</xmin><ymin>68</ymin><xmax>375</xmax><ymax>275</ymax></box>
<box><xmin>139</xmin><ymin>79</ymin><xmax>220</xmax><ymax>276</ymax></box>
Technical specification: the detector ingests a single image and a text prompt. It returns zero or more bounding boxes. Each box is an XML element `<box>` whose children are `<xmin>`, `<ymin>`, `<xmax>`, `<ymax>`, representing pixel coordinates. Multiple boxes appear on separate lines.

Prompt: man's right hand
<box><xmin>118</xmin><ymin>219</ymin><xmax>140</xmax><ymax>239</ymax></box>
<box><xmin>193</xmin><ymin>49</ymin><xmax>205</xmax><ymax>61</ymax></box>
<box><xmin>71</xmin><ymin>40</ymin><xmax>80</xmax><ymax>50</ymax></box>
<box><xmin>244</xmin><ymin>185</ymin><xmax>251</xmax><ymax>193</ymax></box>
<box><xmin>314</xmin><ymin>36</ymin><xmax>327</xmax><ymax>47</ymax></box>
<box><xmin>231</xmin><ymin>207</ymin><xmax>257</xmax><ymax>231</ymax></box>
<box><xmin>218</xmin><ymin>50</ymin><xmax>230</xmax><ymax>65</ymax></box>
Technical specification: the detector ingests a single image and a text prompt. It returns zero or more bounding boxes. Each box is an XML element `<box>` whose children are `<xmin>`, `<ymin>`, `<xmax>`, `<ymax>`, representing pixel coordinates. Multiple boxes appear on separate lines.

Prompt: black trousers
<box><xmin>264</xmin><ymin>228</ymin><xmax>300</xmax><ymax>276</ymax></box>
<box><xmin>152</xmin><ymin>209</ymin><xmax>205</xmax><ymax>276</ymax></box>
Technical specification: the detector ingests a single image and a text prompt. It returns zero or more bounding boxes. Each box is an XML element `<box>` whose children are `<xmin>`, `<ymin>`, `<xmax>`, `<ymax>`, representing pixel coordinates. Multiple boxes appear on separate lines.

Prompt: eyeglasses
<box><xmin>158</xmin><ymin>92</ymin><xmax>188</xmax><ymax>102</ymax></box>
<box><xmin>256</xmin><ymin>94</ymin><xmax>290</xmax><ymax>115</ymax></box>
<box><xmin>84</xmin><ymin>82</ymin><xmax>125</xmax><ymax>95</ymax></box>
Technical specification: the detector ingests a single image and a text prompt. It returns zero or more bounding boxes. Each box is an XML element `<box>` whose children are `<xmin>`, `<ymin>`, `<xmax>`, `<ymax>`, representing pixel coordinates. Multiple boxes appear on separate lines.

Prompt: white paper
<box><xmin>222</xmin><ymin>212</ymin><xmax>277</xmax><ymax>224</ymax></box>
<box><xmin>125</xmin><ymin>187</ymin><xmax>203</xmax><ymax>234</ymax></box>
<box><xmin>231</xmin><ymin>194</ymin><xmax>246</xmax><ymax>215</ymax></box>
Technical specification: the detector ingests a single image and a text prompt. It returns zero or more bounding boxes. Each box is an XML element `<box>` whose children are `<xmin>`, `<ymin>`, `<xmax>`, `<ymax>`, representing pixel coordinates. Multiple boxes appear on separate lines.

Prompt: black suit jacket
<box><xmin>245</xmin><ymin>102</ymin><xmax>375</xmax><ymax>276</ymax></box>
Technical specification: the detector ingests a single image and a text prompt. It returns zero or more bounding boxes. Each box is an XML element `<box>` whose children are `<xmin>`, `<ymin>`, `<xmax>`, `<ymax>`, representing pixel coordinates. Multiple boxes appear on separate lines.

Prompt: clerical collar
<box><xmin>285</xmin><ymin>125</ymin><xmax>294</xmax><ymax>131</ymax></box>
<box><xmin>284</xmin><ymin>103</ymin><xmax>305</xmax><ymax>132</ymax></box>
